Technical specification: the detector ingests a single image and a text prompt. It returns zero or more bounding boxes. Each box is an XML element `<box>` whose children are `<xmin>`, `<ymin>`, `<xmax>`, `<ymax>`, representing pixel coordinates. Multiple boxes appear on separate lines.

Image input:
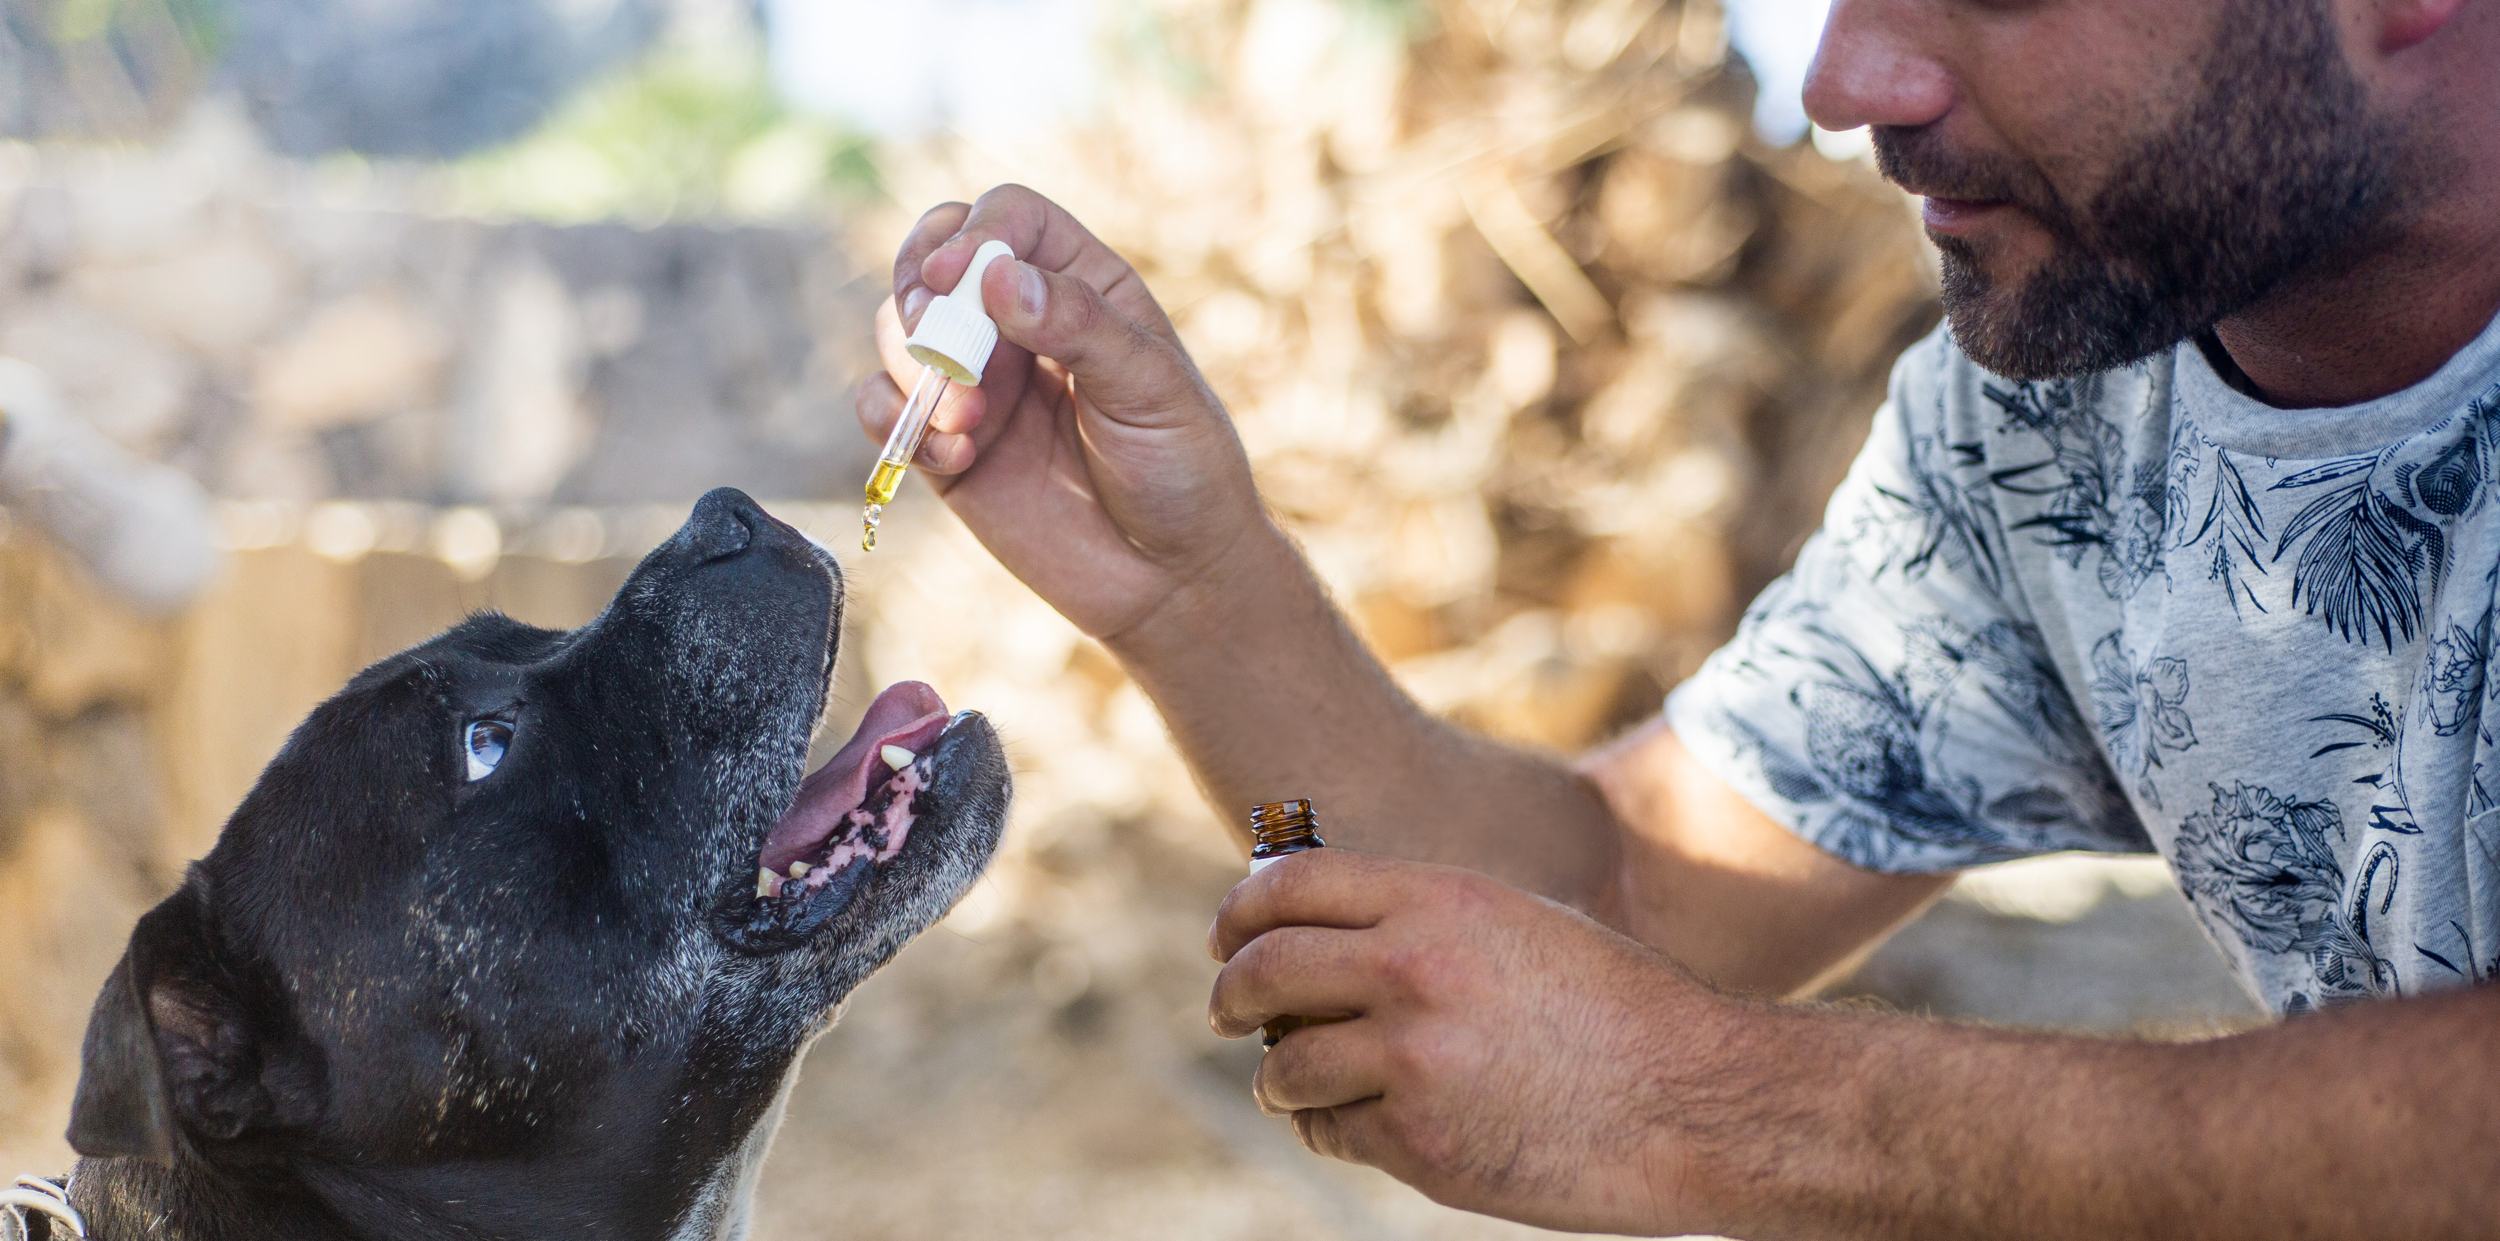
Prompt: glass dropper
<box><xmin>862</xmin><ymin>365</ymin><xmax>945</xmax><ymax>551</ymax></box>
<box><xmin>860</xmin><ymin>239</ymin><xmax>1014</xmax><ymax>552</ymax></box>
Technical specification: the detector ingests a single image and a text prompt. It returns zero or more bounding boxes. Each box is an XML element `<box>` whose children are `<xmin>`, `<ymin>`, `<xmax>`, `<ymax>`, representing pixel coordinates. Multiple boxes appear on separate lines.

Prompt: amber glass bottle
<box><xmin>1248</xmin><ymin>799</ymin><xmax>1330</xmax><ymax>1045</ymax></box>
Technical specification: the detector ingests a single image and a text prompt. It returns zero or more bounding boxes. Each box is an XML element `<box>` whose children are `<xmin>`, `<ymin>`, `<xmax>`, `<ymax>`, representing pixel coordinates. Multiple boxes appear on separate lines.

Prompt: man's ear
<box><xmin>66</xmin><ymin>884</ymin><xmax>315</xmax><ymax>1162</ymax></box>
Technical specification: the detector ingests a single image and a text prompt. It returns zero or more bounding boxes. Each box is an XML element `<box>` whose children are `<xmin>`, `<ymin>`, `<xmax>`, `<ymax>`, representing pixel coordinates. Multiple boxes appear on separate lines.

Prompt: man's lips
<box><xmin>1920</xmin><ymin>195</ymin><xmax>2012</xmax><ymax>234</ymax></box>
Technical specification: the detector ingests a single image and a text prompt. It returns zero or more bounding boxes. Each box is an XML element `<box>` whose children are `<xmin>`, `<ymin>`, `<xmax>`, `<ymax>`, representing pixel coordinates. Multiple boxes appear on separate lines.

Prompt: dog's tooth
<box><xmin>757</xmin><ymin>868</ymin><xmax>780</xmax><ymax>899</ymax></box>
<box><xmin>787</xmin><ymin>861</ymin><xmax>811</xmax><ymax>879</ymax></box>
<box><xmin>880</xmin><ymin>743</ymin><xmax>916</xmax><ymax>770</ymax></box>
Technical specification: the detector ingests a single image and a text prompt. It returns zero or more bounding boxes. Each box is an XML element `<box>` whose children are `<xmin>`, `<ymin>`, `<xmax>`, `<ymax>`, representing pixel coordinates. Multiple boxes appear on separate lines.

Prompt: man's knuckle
<box><xmin>1229</xmin><ymin>932</ymin><xmax>1280</xmax><ymax>987</ymax></box>
<box><xmin>1204</xmin><ymin>978</ymin><xmax>1236</xmax><ymax>1033</ymax></box>
<box><xmin>914</xmin><ymin>200</ymin><xmax>968</xmax><ymax>232</ymax></box>
<box><xmin>1121</xmin><ymin>318</ymin><xmax>1171</xmax><ymax>365</ymax></box>
<box><xmin>1435</xmin><ymin>870</ymin><xmax>1496</xmax><ymax>914</ymax></box>
<box><xmin>1210</xmin><ymin>963</ymin><xmax>1268</xmax><ymax>1028</ymax></box>
<box><xmin>1383</xmin><ymin>940</ymin><xmax>1450</xmax><ymax>998</ymax></box>
<box><xmin>1058</xmin><ymin>282</ymin><xmax>1109</xmax><ymax>342</ymax></box>
<box><xmin>1249</xmin><ymin>1060</ymin><xmax>1285</xmax><ymax>1114</ymax></box>
<box><xmin>1390</xmin><ymin>1025</ymin><xmax>1472</xmax><ymax>1084</ymax></box>
<box><xmin>1384</xmin><ymin>1030</ymin><xmax>1429</xmax><ymax>1082</ymax></box>
<box><xmin>972</xmin><ymin>183</ymin><xmax>1046</xmax><ymax>229</ymax></box>
<box><xmin>1379</xmin><ymin>941</ymin><xmax>1423</xmax><ymax>993</ymax></box>
<box><xmin>1261</xmin><ymin>853</ymin><xmax>1320</xmax><ymax>902</ymax></box>
<box><xmin>1210</xmin><ymin>887</ymin><xmax>1253</xmax><ymax>949</ymax></box>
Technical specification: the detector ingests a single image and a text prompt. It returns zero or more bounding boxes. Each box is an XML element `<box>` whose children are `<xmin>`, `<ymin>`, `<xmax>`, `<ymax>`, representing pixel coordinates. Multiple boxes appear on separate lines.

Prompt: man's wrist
<box><xmin>1667</xmin><ymin>1000</ymin><xmax>2217</xmax><ymax>1241</ymax></box>
<box><xmin>1102</xmin><ymin>513</ymin><xmax>1310</xmax><ymax>669</ymax></box>
<box><xmin>1633</xmin><ymin>997</ymin><xmax>1875</xmax><ymax>1235</ymax></box>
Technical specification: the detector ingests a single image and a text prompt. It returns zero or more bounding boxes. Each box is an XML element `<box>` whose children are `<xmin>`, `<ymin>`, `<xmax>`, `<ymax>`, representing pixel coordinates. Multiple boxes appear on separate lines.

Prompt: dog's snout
<box><xmin>686</xmin><ymin>487</ymin><xmax>763</xmax><ymax>562</ymax></box>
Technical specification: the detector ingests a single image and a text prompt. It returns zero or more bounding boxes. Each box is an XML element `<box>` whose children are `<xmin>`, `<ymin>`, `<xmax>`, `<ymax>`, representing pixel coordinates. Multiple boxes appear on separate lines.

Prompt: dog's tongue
<box><xmin>761</xmin><ymin>681</ymin><xmax>948</xmax><ymax>872</ymax></box>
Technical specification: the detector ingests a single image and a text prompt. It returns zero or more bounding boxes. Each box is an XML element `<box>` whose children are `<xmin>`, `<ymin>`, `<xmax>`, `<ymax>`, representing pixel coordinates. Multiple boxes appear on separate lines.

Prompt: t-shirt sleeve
<box><xmin>1665</xmin><ymin>331</ymin><xmax>2148</xmax><ymax>872</ymax></box>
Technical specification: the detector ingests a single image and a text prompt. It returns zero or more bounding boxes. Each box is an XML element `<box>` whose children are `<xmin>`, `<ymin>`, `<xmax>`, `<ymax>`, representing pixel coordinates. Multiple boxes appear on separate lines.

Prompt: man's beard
<box><xmin>1875</xmin><ymin>0</ymin><xmax>2408</xmax><ymax>380</ymax></box>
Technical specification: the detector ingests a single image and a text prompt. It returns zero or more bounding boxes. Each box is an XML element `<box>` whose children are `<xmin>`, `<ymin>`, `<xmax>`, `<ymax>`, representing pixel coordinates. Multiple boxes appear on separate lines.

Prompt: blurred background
<box><xmin>0</xmin><ymin>0</ymin><xmax>2265</xmax><ymax>1237</ymax></box>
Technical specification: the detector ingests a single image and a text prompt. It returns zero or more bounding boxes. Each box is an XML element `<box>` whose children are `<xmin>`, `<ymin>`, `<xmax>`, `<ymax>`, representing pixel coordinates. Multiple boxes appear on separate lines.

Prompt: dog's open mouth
<box><xmin>755</xmin><ymin>679</ymin><xmax>951</xmax><ymax>900</ymax></box>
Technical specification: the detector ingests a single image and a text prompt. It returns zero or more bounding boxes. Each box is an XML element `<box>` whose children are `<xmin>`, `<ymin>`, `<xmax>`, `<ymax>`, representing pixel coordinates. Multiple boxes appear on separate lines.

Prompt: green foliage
<box><xmin>1107</xmin><ymin>0</ymin><xmax>1431</xmax><ymax>99</ymax></box>
<box><xmin>1342</xmin><ymin>0</ymin><xmax>1433</xmax><ymax>39</ymax></box>
<box><xmin>47</xmin><ymin>0</ymin><xmax>227</xmax><ymax>58</ymax></box>
<box><xmin>448</xmin><ymin>44</ymin><xmax>881</xmax><ymax>222</ymax></box>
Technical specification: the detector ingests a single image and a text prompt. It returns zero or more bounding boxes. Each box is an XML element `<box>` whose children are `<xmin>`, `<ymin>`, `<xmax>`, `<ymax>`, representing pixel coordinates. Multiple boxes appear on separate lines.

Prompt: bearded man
<box><xmin>854</xmin><ymin>0</ymin><xmax>2500</xmax><ymax>1232</ymax></box>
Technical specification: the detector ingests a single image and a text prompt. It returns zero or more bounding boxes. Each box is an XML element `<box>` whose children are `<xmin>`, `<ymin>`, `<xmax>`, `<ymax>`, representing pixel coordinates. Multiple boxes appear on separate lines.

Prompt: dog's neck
<box><xmin>63</xmin><ymin>1157</ymin><xmax>345</xmax><ymax>1241</ymax></box>
<box><xmin>57</xmin><ymin>1039</ymin><xmax>808</xmax><ymax>1241</ymax></box>
<box><xmin>61</xmin><ymin>1083</ymin><xmax>792</xmax><ymax>1241</ymax></box>
<box><xmin>63</xmin><ymin>1149</ymin><xmax>770</xmax><ymax>1241</ymax></box>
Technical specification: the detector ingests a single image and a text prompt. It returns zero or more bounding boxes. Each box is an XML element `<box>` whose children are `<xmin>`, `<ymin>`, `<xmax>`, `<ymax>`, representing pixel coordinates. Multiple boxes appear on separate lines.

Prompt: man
<box><xmin>855</xmin><ymin>0</ymin><xmax>2500</xmax><ymax>1233</ymax></box>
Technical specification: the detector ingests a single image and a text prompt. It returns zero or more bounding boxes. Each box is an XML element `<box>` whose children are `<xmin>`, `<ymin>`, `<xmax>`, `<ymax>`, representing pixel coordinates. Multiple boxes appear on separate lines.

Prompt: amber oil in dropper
<box><xmin>862</xmin><ymin>364</ymin><xmax>949</xmax><ymax>551</ymax></box>
<box><xmin>865</xmin><ymin>460</ymin><xmax>908</xmax><ymax>507</ymax></box>
<box><xmin>1248</xmin><ymin>799</ymin><xmax>1333</xmax><ymax>1046</ymax></box>
<box><xmin>861</xmin><ymin>459</ymin><xmax>908</xmax><ymax>550</ymax></box>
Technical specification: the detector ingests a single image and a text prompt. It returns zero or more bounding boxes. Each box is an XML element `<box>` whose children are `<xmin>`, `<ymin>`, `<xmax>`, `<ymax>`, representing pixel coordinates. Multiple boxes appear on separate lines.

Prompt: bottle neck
<box><xmin>1249</xmin><ymin>799</ymin><xmax>1324</xmax><ymax>860</ymax></box>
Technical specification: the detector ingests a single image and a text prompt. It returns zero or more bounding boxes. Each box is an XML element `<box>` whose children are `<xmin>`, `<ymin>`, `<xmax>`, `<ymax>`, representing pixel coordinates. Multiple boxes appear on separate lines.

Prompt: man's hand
<box><xmin>856</xmin><ymin>185</ymin><xmax>1275</xmax><ymax>643</ymax></box>
<box><xmin>1211</xmin><ymin>857</ymin><xmax>2500</xmax><ymax>1241</ymax></box>
<box><xmin>1208</xmin><ymin>849</ymin><xmax>1749</xmax><ymax>1236</ymax></box>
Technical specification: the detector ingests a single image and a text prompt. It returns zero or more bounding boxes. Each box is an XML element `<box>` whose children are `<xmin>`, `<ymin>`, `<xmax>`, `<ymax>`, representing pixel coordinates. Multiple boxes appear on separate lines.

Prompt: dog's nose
<box><xmin>684</xmin><ymin>487</ymin><xmax>763</xmax><ymax>562</ymax></box>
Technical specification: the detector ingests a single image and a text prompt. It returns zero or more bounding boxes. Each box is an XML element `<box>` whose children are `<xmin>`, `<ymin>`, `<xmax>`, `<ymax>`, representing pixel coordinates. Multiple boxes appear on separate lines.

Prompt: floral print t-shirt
<box><xmin>1667</xmin><ymin>316</ymin><xmax>2500</xmax><ymax>1013</ymax></box>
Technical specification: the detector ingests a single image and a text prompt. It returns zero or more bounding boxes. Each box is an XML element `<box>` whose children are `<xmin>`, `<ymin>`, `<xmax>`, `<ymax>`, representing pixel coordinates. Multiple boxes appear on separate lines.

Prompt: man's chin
<box><xmin>1936</xmin><ymin>244</ymin><xmax>2055</xmax><ymax>379</ymax></box>
<box><xmin>1935</xmin><ymin>243</ymin><xmax>2187</xmax><ymax>382</ymax></box>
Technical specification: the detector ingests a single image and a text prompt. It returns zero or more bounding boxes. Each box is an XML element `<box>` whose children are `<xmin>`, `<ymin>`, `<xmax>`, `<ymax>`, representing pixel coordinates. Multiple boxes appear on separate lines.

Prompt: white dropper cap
<box><xmin>905</xmin><ymin>239</ymin><xmax>1015</xmax><ymax>384</ymax></box>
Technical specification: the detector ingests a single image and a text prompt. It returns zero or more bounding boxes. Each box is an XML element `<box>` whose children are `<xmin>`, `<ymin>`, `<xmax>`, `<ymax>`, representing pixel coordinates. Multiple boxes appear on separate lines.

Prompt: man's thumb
<box><xmin>979</xmin><ymin>258</ymin><xmax>1205</xmax><ymax>428</ymax></box>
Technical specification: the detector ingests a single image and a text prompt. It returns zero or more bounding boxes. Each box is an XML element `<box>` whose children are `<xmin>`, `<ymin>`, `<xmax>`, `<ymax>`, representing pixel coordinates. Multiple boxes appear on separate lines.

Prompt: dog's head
<box><xmin>64</xmin><ymin>488</ymin><xmax>1008</xmax><ymax>1232</ymax></box>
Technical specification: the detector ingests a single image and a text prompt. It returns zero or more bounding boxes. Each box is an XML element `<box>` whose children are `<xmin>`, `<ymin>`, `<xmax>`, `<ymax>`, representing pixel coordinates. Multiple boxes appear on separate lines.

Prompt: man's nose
<box><xmin>1802</xmin><ymin>0</ymin><xmax>1954</xmax><ymax>133</ymax></box>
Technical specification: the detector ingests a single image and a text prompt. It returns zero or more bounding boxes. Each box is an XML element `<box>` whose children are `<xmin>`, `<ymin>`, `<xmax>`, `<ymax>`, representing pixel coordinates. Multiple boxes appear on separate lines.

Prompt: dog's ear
<box><xmin>67</xmin><ymin>885</ymin><xmax>314</xmax><ymax>1161</ymax></box>
<box><xmin>66</xmin><ymin>942</ymin><xmax>176</xmax><ymax>1160</ymax></box>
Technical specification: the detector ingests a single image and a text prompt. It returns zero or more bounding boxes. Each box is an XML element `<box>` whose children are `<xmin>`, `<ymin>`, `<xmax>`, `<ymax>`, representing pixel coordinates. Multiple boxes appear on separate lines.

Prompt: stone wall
<box><xmin>0</xmin><ymin>115</ymin><xmax>878</xmax><ymax>509</ymax></box>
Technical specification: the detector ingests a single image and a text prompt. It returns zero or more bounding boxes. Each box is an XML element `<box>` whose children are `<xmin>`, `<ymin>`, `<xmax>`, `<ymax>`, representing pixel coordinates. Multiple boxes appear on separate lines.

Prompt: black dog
<box><xmin>37</xmin><ymin>488</ymin><xmax>1010</xmax><ymax>1240</ymax></box>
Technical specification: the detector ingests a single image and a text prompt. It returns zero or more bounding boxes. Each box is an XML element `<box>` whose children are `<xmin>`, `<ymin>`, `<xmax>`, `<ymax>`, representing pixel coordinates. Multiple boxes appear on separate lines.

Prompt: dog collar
<box><xmin>0</xmin><ymin>1174</ymin><xmax>86</xmax><ymax>1240</ymax></box>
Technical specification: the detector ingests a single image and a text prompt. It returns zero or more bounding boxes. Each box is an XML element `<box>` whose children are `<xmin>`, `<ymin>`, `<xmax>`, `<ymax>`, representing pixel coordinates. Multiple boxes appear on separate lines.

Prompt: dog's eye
<box><xmin>464</xmin><ymin>719</ymin><xmax>514</xmax><ymax>782</ymax></box>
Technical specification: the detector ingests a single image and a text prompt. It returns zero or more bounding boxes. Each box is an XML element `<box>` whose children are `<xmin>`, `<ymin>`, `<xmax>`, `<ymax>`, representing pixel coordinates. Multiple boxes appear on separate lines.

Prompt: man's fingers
<box><xmin>1210</xmin><ymin>850</ymin><xmax>1446</xmax><ymax>963</ymax></box>
<box><xmin>976</xmin><ymin>258</ymin><xmax>1211</xmax><ymax>429</ymax></box>
<box><xmin>922</xmin><ymin>185</ymin><xmax>1112</xmax><ymax>300</ymax></box>
<box><xmin>1208</xmin><ymin>925</ymin><xmax>1377</xmax><ymax>1040</ymax></box>
<box><xmin>1253</xmin><ymin>1018</ymin><xmax>1386</xmax><ymax>1115</ymax></box>
<box><xmin>854</xmin><ymin>371</ymin><xmax>902</xmax><ymax>440</ymax></box>
<box><xmin>1290</xmin><ymin>1099</ymin><xmax>1393</xmax><ymax>1169</ymax></box>
<box><xmin>884</xmin><ymin>186</ymin><xmax>1199</xmax><ymax>446</ymax></box>
<box><xmin>920</xmin><ymin>184</ymin><xmax>1179</xmax><ymax>342</ymax></box>
<box><xmin>891</xmin><ymin>201</ymin><xmax>970</xmax><ymax>323</ymax></box>
<box><xmin>918</xmin><ymin>431</ymin><xmax>977</xmax><ymax>474</ymax></box>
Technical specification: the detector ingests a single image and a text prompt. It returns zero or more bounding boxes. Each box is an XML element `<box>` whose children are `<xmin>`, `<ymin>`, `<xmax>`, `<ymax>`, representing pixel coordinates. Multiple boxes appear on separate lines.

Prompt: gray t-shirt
<box><xmin>1669</xmin><ymin>314</ymin><xmax>2500</xmax><ymax>1013</ymax></box>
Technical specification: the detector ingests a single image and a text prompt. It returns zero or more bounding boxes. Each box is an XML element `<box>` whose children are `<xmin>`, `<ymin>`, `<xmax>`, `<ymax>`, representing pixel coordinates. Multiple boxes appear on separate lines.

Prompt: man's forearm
<box><xmin>1700</xmin><ymin>983</ymin><xmax>2500</xmax><ymax>1239</ymax></box>
<box><xmin>1107</xmin><ymin>519</ymin><xmax>1621</xmax><ymax>905</ymax></box>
